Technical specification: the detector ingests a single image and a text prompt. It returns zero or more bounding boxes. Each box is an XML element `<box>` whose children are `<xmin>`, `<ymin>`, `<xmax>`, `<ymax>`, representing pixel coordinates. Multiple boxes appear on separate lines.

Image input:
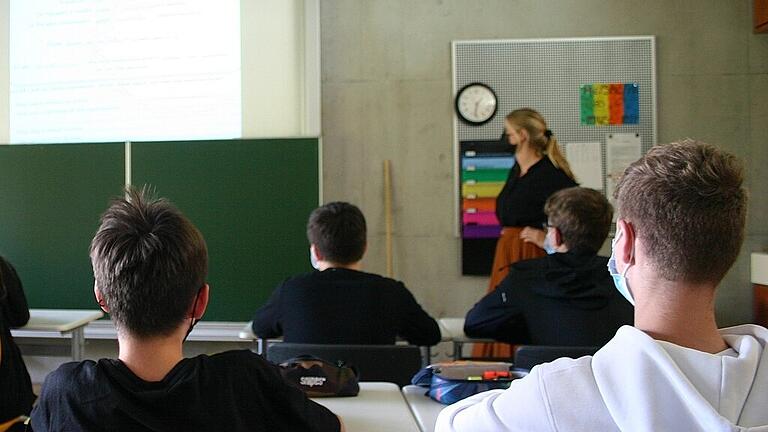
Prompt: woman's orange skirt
<box><xmin>472</xmin><ymin>227</ymin><xmax>545</xmax><ymax>359</ymax></box>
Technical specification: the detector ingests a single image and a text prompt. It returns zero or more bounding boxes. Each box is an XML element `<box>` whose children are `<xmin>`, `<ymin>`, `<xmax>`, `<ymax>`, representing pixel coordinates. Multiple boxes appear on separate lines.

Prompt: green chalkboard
<box><xmin>0</xmin><ymin>139</ymin><xmax>319</xmax><ymax>322</ymax></box>
<box><xmin>0</xmin><ymin>143</ymin><xmax>125</xmax><ymax>310</ymax></box>
<box><xmin>132</xmin><ymin>139</ymin><xmax>319</xmax><ymax>321</ymax></box>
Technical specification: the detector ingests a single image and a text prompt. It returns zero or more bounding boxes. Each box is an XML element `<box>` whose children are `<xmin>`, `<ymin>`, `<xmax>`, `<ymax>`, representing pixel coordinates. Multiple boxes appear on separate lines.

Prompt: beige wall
<box><xmin>319</xmin><ymin>0</ymin><xmax>768</xmax><ymax>325</ymax></box>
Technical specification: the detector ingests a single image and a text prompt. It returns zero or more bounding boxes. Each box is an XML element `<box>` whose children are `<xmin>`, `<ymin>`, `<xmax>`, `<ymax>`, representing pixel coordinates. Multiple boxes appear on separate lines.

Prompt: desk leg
<box><xmin>71</xmin><ymin>328</ymin><xmax>85</xmax><ymax>361</ymax></box>
<box><xmin>452</xmin><ymin>341</ymin><xmax>463</xmax><ymax>361</ymax></box>
<box><xmin>420</xmin><ymin>346</ymin><xmax>431</xmax><ymax>368</ymax></box>
<box><xmin>258</xmin><ymin>337</ymin><xmax>267</xmax><ymax>359</ymax></box>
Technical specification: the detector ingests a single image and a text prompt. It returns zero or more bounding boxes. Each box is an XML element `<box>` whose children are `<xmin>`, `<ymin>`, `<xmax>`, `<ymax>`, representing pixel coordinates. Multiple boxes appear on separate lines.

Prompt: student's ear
<box><xmin>192</xmin><ymin>284</ymin><xmax>210</xmax><ymax>319</ymax></box>
<box><xmin>552</xmin><ymin>228</ymin><xmax>564</xmax><ymax>249</ymax></box>
<box><xmin>310</xmin><ymin>244</ymin><xmax>325</xmax><ymax>262</ymax></box>
<box><xmin>615</xmin><ymin>219</ymin><xmax>636</xmax><ymax>266</ymax></box>
<box><xmin>94</xmin><ymin>284</ymin><xmax>109</xmax><ymax>313</ymax></box>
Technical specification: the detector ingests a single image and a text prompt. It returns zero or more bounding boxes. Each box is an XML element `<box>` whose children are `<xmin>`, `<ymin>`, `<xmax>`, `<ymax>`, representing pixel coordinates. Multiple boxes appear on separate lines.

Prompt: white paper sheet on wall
<box><xmin>606</xmin><ymin>133</ymin><xmax>642</xmax><ymax>216</ymax></box>
<box><xmin>565</xmin><ymin>142</ymin><xmax>603</xmax><ymax>190</ymax></box>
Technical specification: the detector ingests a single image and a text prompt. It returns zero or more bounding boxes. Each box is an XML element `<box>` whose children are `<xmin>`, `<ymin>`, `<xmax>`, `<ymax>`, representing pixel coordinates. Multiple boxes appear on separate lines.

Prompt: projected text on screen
<box><xmin>10</xmin><ymin>0</ymin><xmax>241</xmax><ymax>144</ymax></box>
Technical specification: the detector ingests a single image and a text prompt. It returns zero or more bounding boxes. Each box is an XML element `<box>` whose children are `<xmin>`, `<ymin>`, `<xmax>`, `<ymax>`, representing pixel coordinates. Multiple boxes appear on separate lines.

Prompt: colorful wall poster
<box><xmin>580</xmin><ymin>83</ymin><xmax>639</xmax><ymax>125</ymax></box>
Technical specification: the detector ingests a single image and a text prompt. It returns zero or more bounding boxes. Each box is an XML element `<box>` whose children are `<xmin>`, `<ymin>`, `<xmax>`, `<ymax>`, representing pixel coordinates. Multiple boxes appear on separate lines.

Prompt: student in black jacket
<box><xmin>464</xmin><ymin>187</ymin><xmax>633</xmax><ymax>346</ymax></box>
<box><xmin>252</xmin><ymin>202</ymin><xmax>441</xmax><ymax>346</ymax></box>
<box><xmin>32</xmin><ymin>189</ymin><xmax>343</xmax><ymax>432</ymax></box>
<box><xmin>0</xmin><ymin>256</ymin><xmax>35</xmax><ymax>425</ymax></box>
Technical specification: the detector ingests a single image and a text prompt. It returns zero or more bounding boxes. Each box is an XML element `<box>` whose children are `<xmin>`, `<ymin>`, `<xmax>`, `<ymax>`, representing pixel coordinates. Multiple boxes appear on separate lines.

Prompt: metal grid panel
<box><xmin>453</xmin><ymin>37</ymin><xmax>656</xmax><ymax>191</ymax></box>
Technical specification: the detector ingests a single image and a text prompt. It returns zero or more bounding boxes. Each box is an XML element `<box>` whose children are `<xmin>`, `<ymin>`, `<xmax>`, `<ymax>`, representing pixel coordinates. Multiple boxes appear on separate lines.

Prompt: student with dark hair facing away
<box><xmin>252</xmin><ymin>202</ymin><xmax>440</xmax><ymax>346</ymax></box>
<box><xmin>31</xmin><ymin>188</ymin><xmax>344</xmax><ymax>432</ymax></box>
<box><xmin>464</xmin><ymin>187</ymin><xmax>633</xmax><ymax>346</ymax></box>
<box><xmin>0</xmin><ymin>256</ymin><xmax>35</xmax><ymax>426</ymax></box>
<box><xmin>437</xmin><ymin>140</ymin><xmax>768</xmax><ymax>431</ymax></box>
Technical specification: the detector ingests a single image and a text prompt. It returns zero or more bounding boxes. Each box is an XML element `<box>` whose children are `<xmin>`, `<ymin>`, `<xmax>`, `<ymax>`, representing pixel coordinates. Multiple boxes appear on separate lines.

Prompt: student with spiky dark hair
<box><xmin>32</xmin><ymin>188</ymin><xmax>344</xmax><ymax>432</ymax></box>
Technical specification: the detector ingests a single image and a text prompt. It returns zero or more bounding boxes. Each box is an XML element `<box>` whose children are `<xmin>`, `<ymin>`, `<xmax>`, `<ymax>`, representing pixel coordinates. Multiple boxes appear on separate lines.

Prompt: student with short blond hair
<box><xmin>438</xmin><ymin>140</ymin><xmax>768</xmax><ymax>431</ymax></box>
<box><xmin>32</xmin><ymin>188</ymin><xmax>343</xmax><ymax>432</ymax></box>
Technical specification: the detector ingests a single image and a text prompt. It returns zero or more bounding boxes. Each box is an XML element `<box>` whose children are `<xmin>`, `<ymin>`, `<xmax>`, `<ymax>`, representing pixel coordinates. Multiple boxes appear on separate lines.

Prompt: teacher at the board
<box><xmin>475</xmin><ymin>108</ymin><xmax>577</xmax><ymax>358</ymax></box>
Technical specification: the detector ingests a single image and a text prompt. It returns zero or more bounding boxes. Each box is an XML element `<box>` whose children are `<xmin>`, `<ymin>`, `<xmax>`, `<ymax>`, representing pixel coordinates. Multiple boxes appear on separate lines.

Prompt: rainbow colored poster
<box><xmin>580</xmin><ymin>83</ymin><xmax>639</xmax><ymax>125</ymax></box>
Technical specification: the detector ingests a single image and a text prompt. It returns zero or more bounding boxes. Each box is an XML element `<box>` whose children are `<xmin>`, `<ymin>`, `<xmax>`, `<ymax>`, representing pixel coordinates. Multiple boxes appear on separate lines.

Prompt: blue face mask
<box><xmin>543</xmin><ymin>233</ymin><xmax>557</xmax><ymax>255</ymax></box>
<box><xmin>607</xmin><ymin>229</ymin><xmax>635</xmax><ymax>306</ymax></box>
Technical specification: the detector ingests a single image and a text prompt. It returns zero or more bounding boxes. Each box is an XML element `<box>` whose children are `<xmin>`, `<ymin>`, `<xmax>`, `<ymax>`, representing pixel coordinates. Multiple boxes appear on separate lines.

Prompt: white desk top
<box><xmin>437</xmin><ymin>319</ymin><xmax>453</xmax><ymax>342</ymax></box>
<box><xmin>242</xmin><ymin>320</ymin><xmax>451</xmax><ymax>344</ymax></box>
<box><xmin>16</xmin><ymin>309</ymin><xmax>104</xmax><ymax>333</ymax></box>
<box><xmin>313</xmin><ymin>382</ymin><xmax>420</xmax><ymax>432</ymax></box>
<box><xmin>239</xmin><ymin>322</ymin><xmax>256</xmax><ymax>340</ymax></box>
<box><xmin>402</xmin><ymin>385</ymin><xmax>445</xmax><ymax>432</ymax></box>
<box><xmin>438</xmin><ymin>317</ymin><xmax>495</xmax><ymax>343</ymax></box>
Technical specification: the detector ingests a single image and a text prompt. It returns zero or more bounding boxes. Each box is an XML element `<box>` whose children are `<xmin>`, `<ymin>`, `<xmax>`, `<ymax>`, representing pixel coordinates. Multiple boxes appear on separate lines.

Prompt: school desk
<box><xmin>438</xmin><ymin>317</ymin><xmax>496</xmax><ymax>360</ymax></box>
<box><xmin>402</xmin><ymin>385</ymin><xmax>446</xmax><ymax>432</ymax></box>
<box><xmin>11</xmin><ymin>309</ymin><xmax>104</xmax><ymax>361</ymax></box>
<box><xmin>312</xmin><ymin>382</ymin><xmax>420</xmax><ymax>432</ymax></box>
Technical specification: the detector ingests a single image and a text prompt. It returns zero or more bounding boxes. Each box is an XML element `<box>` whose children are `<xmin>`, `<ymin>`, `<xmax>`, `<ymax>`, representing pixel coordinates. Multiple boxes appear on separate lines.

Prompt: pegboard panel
<box><xmin>452</xmin><ymin>36</ymin><xmax>656</xmax><ymax>241</ymax></box>
<box><xmin>453</xmin><ymin>36</ymin><xmax>656</xmax><ymax>183</ymax></box>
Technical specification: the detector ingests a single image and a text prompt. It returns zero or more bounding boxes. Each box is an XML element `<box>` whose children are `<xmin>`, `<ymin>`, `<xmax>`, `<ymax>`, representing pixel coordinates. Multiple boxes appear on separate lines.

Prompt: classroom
<box><xmin>1</xmin><ymin>1</ymin><xmax>767</xmax><ymax>431</ymax></box>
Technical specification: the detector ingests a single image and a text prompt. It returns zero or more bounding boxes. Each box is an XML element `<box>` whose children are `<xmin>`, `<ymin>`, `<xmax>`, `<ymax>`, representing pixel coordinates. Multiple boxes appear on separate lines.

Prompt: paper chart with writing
<box><xmin>564</xmin><ymin>142</ymin><xmax>603</xmax><ymax>190</ymax></box>
<box><xmin>606</xmin><ymin>133</ymin><xmax>642</xmax><ymax>216</ymax></box>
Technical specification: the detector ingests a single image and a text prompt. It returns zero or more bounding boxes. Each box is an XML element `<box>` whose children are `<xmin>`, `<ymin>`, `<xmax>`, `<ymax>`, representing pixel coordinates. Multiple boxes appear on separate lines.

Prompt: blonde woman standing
<box><xmin>473</xmin><ymin>108</ymin><xmax>577</xmax><ymax>358</ymax></box>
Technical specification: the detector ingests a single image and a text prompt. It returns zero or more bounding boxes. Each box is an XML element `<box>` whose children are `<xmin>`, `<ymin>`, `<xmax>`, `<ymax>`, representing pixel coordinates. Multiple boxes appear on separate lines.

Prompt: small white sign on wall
<box><xmin>565</xmin><ymin>141</ymin><xmax>603</xmax><ymax>191</ymax></box>
<box><xmin>606</xmin><ymin>133</ymin><xmax>642</xmax><ymax>217</ymax></box>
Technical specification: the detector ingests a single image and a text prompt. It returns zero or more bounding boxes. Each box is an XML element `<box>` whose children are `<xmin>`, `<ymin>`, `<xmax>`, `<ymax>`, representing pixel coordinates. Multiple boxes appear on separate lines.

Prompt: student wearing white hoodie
<box><xmin>436</xmin><ymin>139</ymin><xmax>768</xmax><ymax>432</ymax></box>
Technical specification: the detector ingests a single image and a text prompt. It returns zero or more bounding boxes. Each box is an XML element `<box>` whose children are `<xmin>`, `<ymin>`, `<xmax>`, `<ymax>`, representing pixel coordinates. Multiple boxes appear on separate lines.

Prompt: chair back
<box><xmin>268</xmin><ymin>343</ymin><xmax>422</xmax><ymax>387</ymax></box>
<box><xmin>513</xmin><ymin>345</ymin><xmax>599</xmax><ymax>370</ymax></box>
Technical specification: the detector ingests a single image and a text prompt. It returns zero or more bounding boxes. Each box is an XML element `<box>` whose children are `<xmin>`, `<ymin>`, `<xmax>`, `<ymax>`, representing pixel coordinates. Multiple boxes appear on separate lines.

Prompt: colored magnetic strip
<box><xmin>462</xmin><ymin>211</ymin><xmax>500</xmax><ymax>226</ymax></box>
<box><xmin>461</xmin><ymin>182</ymin><xmax>504</xmax><ymax>199</ymax></box>
<box><xmin>461</xmin><ymin>156</ymin><xmax>515</xmax><ymax>171</ymax></box>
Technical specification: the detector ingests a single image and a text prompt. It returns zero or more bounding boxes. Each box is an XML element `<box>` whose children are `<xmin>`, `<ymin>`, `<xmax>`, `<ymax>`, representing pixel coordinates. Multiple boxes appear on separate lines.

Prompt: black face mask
<box><xmin>499</xmin><ymin>130</ymin><xmax>508</xmax><ymax>145</ymax></box>
<box><xmin>183</xmin><ymin>287</ymin><xmax>204</xmax><ymax>342</ymax></box>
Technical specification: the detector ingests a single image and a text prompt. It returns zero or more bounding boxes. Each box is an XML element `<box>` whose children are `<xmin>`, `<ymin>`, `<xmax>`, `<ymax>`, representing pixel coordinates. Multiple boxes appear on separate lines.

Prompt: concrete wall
<box><xmin>319</xmin><ymin>0</ymin><xmax>768</xmax><ymax>325</ymax></box>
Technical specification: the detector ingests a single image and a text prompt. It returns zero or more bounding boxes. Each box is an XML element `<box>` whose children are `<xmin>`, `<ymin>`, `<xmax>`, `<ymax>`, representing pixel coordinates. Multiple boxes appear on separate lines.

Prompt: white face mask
<box><xmin>309</xmin><ymin>247</ymin><xmax>320</xmax><ymax>270</ymax></box>
<box><xmin>607</xmin><ymin>228</ymin><xmax>635</xmax><ymax>306</ymax></box>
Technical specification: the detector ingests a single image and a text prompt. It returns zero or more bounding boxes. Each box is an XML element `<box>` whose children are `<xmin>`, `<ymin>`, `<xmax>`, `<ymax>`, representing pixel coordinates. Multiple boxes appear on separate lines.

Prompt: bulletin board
<box><xmin>452</xmin><ymin>36</ymin><xmax>656</xmax><ymax>275</ymax></box>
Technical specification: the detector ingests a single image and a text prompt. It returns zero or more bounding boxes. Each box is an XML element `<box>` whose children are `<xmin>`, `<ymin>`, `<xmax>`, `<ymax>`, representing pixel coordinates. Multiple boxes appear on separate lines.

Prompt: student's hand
<box><xmin>520</xmin><ymin>227</ymin><xmax>546</xmax><ymax>249</ymax></box>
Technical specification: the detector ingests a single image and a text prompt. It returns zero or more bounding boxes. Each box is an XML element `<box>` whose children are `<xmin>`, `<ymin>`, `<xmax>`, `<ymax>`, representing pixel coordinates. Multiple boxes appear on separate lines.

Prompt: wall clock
<box><xmin>455</xmin><ymin>82</ymin><xmax>497</xmax><ymax>125</ymax></box>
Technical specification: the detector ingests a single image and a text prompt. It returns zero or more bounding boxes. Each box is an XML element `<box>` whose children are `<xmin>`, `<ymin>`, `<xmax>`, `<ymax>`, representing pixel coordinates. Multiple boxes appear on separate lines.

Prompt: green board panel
<box><xmin>0</xmin><ymin>143</ymin><xmax>125</xmax><ymax>310</ymax></box>
<box><xmin>132</xmin><ymin>139</ymin><xmax>319</xmax><ymax>321</ymax></box>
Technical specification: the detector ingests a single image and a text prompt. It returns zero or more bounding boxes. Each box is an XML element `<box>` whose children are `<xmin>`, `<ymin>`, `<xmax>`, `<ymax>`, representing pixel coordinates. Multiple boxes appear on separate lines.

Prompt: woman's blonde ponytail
<box><xmin>506</xmin><ymin>108</ymin><xmax>577</xmax><ymax>182</ymax></box>
<box><xmin>545</xmin><ymin>134</ymin><xmax>576</xmax><ymax>181</ymax></box>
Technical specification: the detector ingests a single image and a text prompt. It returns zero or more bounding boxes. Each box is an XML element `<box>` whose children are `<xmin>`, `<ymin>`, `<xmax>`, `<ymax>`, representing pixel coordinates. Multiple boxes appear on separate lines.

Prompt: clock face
<box><xmin>456</xmin><ymin>83</ymin><xmax>497</xmax><ymax>125</ymax></box>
